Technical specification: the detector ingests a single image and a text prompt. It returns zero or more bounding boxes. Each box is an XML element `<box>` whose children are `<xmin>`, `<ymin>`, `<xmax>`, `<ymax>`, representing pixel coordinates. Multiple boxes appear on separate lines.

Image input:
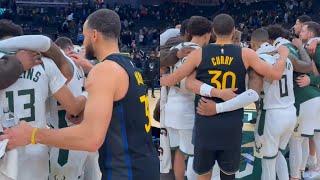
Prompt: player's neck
<box><xmin>190</xmin><ymin>36</ymin><xmax>206</xmax><ymax>47</ymax></box>
<box><xmin>215</xmin><ymin>37</ymin><xmax>232</xmax><ymax>45</ymax></box>
<box><xmin>96</xmin><ymin>41</ymin><xmax>120</xmax><ymax>62</ymax></box>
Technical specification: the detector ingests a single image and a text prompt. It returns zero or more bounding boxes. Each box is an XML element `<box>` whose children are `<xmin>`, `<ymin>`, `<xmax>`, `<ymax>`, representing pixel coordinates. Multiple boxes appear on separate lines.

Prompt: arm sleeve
<box><xmin>0</xmin><ymin>55</ymin><xmax>24</xmax><ymax>90</ymax></box>
<box><xmin>0</xmin><ymin>35</ymin><xmax>51</xmax><ymax>53</ymax></box>
<box><xmin>216</xmin><ymin>89</ymin><xmax>259</xmax><ymax>113</ymax></box>
<box><xmin>44</xmin><ymin>58</ymin><xmax>67</xmax><ymax>95</ymax></box>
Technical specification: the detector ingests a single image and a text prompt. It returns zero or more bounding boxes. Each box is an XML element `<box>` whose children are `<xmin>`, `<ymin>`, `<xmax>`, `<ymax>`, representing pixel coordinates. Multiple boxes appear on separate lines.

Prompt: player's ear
<box><xmin>92</xmin><ymin>29</ymin><xmax>98</xmax><ymax>42</ymax></box>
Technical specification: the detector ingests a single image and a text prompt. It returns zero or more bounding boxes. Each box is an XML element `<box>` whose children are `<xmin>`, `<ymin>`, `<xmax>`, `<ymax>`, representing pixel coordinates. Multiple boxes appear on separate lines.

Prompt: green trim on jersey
<box><xmin>301</xmin><ymin>134</ymin><xmax>314</xmax><ymax>137</ymax></box>
<box><xmin>40</xmin><ymin>63</ymin><xmax>45</xmax><ymax>70</ymax></box>
<box><xmin>263</xmin><ymin>154</ymin><xmax>278</xmax><ymax>159</ymax></box>
<box><xmin>309</xmin><ymin>46</ymin><xmax>320</xmax><ymax>86</ymax></box>
<box><xmin>284</xmin><ymin>44</ymin><xmax>320</xmax><ymax>110</ymax></box>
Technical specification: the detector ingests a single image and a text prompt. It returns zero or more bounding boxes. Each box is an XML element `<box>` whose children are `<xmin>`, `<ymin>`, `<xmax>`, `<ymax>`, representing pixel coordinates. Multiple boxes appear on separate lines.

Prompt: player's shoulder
<box><xmin>91</xmin><ymin>60</ymin><xmax>125</xmax><ymax>77</ymax></box>
<box><xmin>241</xmin><ymin>47</ymin><xmax>255</xmax><ymax>57</ymax></box>
<box><xmin>41</xmin><ymin>57</ymin><xmax>56</xmax><ymax>67</ymax></box>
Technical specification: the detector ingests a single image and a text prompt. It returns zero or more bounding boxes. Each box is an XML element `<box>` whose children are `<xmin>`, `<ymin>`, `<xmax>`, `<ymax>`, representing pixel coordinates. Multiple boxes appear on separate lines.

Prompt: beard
<box><xmin>85</xmin><ymin>43</ymin><xmax>96</xmax><ymax>60</ymax></box>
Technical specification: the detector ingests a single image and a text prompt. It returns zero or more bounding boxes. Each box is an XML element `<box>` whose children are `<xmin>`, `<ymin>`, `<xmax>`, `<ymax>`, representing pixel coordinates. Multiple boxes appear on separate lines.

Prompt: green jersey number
<box><xmin>5</xmin><ymin>89</ymin><xmax>35</xmax><ymax>122</ymax></box>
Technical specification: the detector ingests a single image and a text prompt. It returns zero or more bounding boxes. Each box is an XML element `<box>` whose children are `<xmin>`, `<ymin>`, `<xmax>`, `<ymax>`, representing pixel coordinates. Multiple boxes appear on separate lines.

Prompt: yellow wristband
<box><xmin>31</xmin><ymin>128</ymin><xmax>38</xmax><ymax>144</ymax></box>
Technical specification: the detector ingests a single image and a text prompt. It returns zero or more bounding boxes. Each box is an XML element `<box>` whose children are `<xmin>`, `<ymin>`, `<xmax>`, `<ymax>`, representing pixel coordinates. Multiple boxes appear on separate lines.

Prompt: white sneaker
<box><xmin>304</xmin><ymin>167</ymin><xmax>320</xmax><ymax>180</ymax></box>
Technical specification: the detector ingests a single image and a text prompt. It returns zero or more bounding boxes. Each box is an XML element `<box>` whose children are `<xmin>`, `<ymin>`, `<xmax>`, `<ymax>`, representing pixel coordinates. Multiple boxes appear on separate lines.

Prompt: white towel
<box><xmin>159</xmin><ymin>86</ymin><xmax>172</xmax><ymax>173</ymax></box>
<box><xmin>0</xmin><ymin>140</ymin><xmax>18</xmax><ymax>180</ymax></box>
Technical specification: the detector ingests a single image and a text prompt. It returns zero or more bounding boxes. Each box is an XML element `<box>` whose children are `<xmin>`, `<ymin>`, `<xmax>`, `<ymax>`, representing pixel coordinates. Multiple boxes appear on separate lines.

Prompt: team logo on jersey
<box><xmin>158</xmin><ymin>147</ymin><xmax>163</xmax><ymax>156</ymax></box>
<box><xmin>255</xmin><ymin>141</ymin><xmax>263</xmax><ymax>153</ymax></box>
<box><xmin>160</xmin><ymin>128</ymin><xmax>168</xmax><ymax>136</ymax></box>
<box><xmin>54</xmin><ymin>175</ymin><xmax>66</xmax><ymax>180</ymax></box>
<box><xmin>294</xmin><ymin>123</ymin><xmax>300</xmax><ymax>132</ymax></box>
<box><xmin>221</xmin><ymin>48</ymin><xmax>224</xmax><ymax>54</ymax></box>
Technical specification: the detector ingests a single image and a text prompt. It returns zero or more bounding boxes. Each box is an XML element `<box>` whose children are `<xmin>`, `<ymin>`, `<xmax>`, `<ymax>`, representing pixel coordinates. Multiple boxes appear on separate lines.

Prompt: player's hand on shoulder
<box><xmin>16</xmin><ymin>50</ymin><xmax>42</xmax><ymax>71</ymax></box>
<box><xmin>197</xmin><ymin>97</ymin><xmax>217</xmax><ymax>116</ymax></box>
<box><xmin>292</xmin><ymin>38</ymin><xmax>303</xmax><ymax>48</ymax></box>
<box><xmin>277</xmin><ymin>45</ymin><xmax>289</xmax><ymax>57</ymax></box>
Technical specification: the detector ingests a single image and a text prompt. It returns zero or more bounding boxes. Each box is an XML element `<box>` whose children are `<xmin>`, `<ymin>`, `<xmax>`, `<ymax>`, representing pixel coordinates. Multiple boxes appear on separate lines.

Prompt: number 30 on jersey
<box><xmin>209</xmin><ymin>70</ymin><xmax>236</xmax><ymax>89</ymax></box>
<box><xmin>140</xmin><ymin>95</ymin><xmax>151</xmax><ymax>133</ymax></box>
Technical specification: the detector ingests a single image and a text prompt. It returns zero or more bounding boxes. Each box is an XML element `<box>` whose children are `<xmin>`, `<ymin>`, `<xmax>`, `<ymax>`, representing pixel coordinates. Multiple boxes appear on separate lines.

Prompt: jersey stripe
<box><xmin>118</xmin><ymin>104</ymin><xmax>133</xmax><ymax>180</ymax></box>
<box><xmin>105</xmin><ymin>137</ymin><xmax>112</xmax><ymax>180</ymax></box>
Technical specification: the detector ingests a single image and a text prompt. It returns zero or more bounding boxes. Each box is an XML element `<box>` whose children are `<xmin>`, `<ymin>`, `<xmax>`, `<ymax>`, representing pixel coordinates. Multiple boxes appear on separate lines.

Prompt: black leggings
<box><xmin>146</xmin><ymin>79</ymin><xmax>155</xmax><ymax>95</ymax></box>
<box><xmin>220</xmin><ymin>171</ymin><xmax>235</xmax><ymax>180</ymax></box>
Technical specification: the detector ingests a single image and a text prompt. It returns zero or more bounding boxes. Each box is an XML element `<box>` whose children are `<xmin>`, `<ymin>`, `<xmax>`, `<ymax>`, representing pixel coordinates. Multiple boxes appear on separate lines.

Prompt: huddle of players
<box><xmin>0</xmin><ymin>20</ymin><xmax>100</xmax><ymax>180</ymax></box>
<box><xmin>160</xmin><ymin>13</ymin><xmax>320</xmax><ymax>180</ymax></box>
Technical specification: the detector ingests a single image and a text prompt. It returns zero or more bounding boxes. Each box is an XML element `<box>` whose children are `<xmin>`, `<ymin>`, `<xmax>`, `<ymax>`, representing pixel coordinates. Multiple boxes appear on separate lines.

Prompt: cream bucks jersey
<box><xmin>256</xmin><ymin>43</ymin><xmax>295</xmax><ymax>110</ymax></box>
<box><xmin>46</xmin><ymin>54</ymin><xmax>89</xmax><ymax>180</ymax></box>
<box><xmin>0</xmin><ymin>54</ymin><xmax>66</xmax><ymax>180</ymax></box>
<box><xmin>165</xmin><ymin>42</ymin><xmax>199</xmax><ymax>129</ymax></box>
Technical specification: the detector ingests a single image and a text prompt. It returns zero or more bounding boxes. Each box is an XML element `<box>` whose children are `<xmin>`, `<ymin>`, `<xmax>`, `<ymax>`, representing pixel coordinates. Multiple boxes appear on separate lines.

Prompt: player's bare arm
<box><xmin>39</xmin><ymin>40</ymin><xmax>74</xmax><ymax>82</ymax></box>
<box><xmin>243</xmin><ymin>46</ymin><xmax>289</xmax><ymax>80</ymax></box>
<box><xmin>0</xmin><ymin>60</ymin><xmax>127</xmax><ymax>152</ymax></box>
<box><xmin>160</xmin><ymin>48</ymin><xmax>201</xmax><ymax>87</ymax></box>
<box><xmin>53</xmin><ymin>85</ymin><xmax>86</xmax><ymax>116</ymax></box>
<box><xmin>288</xmin><ymin>53</ymin><xmax>312</xmax><ymax>73</ymax></box>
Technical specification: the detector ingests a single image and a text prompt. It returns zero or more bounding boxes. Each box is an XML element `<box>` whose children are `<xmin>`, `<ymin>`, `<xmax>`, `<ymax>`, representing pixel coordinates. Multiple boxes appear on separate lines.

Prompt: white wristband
<box><xmin>80</xmin><ymin>92</ymin><xmax>88</xmax><ymax>99</ymax></box>
<box><xmin>200</xmin><ymin>83</ymin><xmax>213</xmax><ymax>97</ymax></box>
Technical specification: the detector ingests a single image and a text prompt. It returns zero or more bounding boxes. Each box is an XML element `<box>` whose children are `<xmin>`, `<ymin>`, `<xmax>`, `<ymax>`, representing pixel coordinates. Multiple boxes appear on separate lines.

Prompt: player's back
<box><xmin>46</xmin><ymin>55</ymin><xmax>88</xmax><ymax>180</ymax></box>
<box><xmin>0</xmin><ymin>57</ymin><xmax>66</xmax><ymax>180</ymax></box>
<box><xmin>259</xmin><ymin>53</ymin><xmax>295</xmax><ymax>109</ymax></box>
<box><xmin>98</xmin><ymin>54</ymin><xmax>159</xmax><ymax>180</ymax></box>
<box><xmin>195</xmin><ymin>44</ymin><xmax>247</xmax><ymax>150</ymax></box>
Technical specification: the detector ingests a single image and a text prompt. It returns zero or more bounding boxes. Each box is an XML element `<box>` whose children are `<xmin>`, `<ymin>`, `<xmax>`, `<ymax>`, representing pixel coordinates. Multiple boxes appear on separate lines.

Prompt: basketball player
<box><xmin>250</xmin><ymin>28</ymin><xmax>296</xmax><ymax>180</ymax></box>
<box><xmin>298</xmin><ymin>21</ymin><xmax>320</xmax><ymax>179</ymax></box>
<box><xmin>0</xmin><ymin>9</ymin><xmax>160</xmax><ymax>180</ymax></box>
<box><xmin>164</xmin><ymin>16</ymin><xmax>212</xmax><ymax>180</ymax></box>
<box><xmin>293</xmin><ymin>15</ymin><xmax>312</xmax><ymax>38</ymax></box>
<box><xmin>49</xmin><ymin>36</ymin><xmax>100</xmax><ymax>180</ymax></box>
<box><xmin>267</xmin><ymin>24</ymin><xmax>320</xmax><ymax>179</ymax></box>
<box><xmin>161</xmin><ymin>14</ymin><xmax>289</xmax><ymax>180</ymax></box>
<box><xmin>0</xmin><ymin>21</ymin><xmax>86</xmax><ymax>180</ymax></box>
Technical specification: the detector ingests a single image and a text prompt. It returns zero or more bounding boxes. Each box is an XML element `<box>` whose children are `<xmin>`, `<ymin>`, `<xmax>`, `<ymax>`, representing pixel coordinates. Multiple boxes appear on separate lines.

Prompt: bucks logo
<box><xmin>158</xmin><ymin>147</ymin><xmax>163</xmax><ymax>156</ymax></box>
<box><xmin>54</xmin><ymin>175</ymin><xmax>66</xmax><ymax>180</ymax></box>
<box><xmin>255</xmin><ymin>141</ymin><xmax>263</xmax><ymax>153</ymax></box>
<box><xmin>294</xmin><ymin>123</ymin><xmax>299</xmax><ymax>132</ymax></box>
<box><xmin>160</xmin><ymin>128</ymin><xmax>168</xmax><ymax>136</ymax></box>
